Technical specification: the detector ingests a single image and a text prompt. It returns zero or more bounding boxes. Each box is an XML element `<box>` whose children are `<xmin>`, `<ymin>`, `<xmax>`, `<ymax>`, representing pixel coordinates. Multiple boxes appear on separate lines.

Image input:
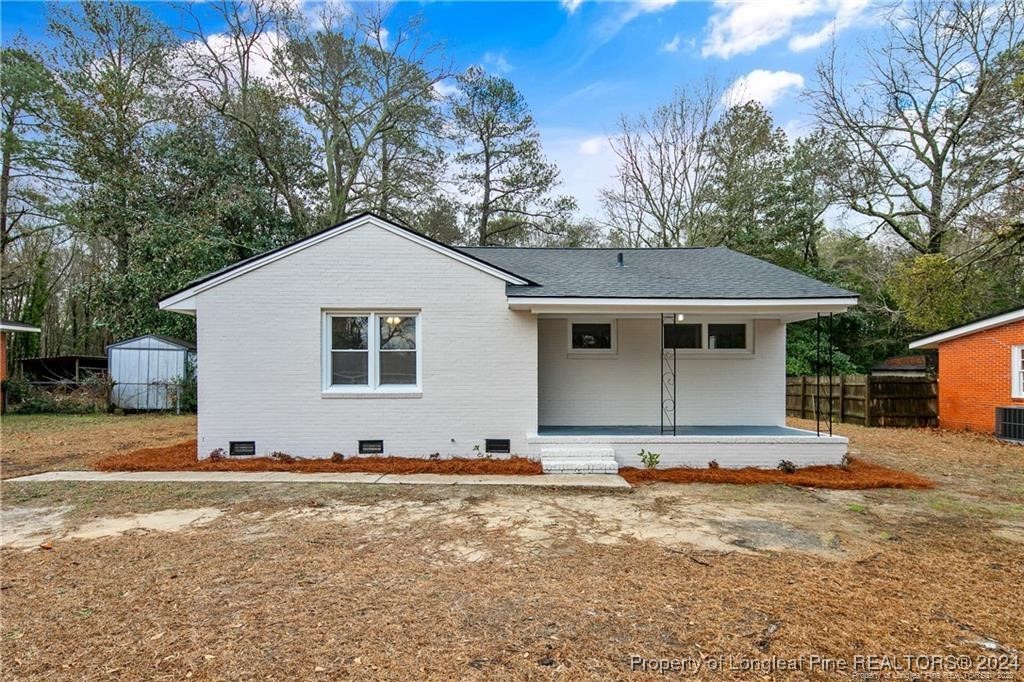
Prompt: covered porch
<box><xmin>512</xmin><ymin>297</ymin><xmax>852</xmax><ymax>470</ymax></box>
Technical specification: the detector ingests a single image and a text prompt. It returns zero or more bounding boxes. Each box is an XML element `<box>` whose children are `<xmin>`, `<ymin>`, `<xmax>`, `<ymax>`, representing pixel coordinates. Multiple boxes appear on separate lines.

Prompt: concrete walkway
<box><xmin>4</xmin><ymin>470</ymin><xmax>632</xmax><ymax>489</ymax></box>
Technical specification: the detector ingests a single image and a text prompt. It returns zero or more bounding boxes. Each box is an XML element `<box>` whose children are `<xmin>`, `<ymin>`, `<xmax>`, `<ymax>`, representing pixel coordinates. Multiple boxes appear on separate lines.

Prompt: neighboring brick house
<box><xmin>910</xmin><ymin>307</ymin><xmax>1024</xmax><ymax>436</ymax></box>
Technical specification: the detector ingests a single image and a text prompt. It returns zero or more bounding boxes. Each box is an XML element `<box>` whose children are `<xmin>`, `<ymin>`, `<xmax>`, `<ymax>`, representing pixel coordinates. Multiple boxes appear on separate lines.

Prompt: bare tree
<box><xmin>176</xmin><ymin>0</ymin><xmax>314</xmax><ymax>228</ymax></box>
<box><xmin>601</xmin><ymin>79</ymin><xmax>721</xmax><ymax>247</ymax></box>
<box><xmin>809</xmin><ymin>0</ymin><xmax>1023</xmax><ymax>255</ymax></box>
<box><xmin>273</xmin><ymin>3</ymin><xmax>449</xmax><ymax>225</ymax></box>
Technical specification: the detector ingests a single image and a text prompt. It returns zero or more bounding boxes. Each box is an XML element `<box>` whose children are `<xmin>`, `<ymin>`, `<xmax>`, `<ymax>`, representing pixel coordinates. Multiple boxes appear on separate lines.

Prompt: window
<box><xmin>662</xmin><ymin>321</ymin><xmax>753</xmax><ymax>353</ymax></box>
<box><xmin>568</xmin><ymin>320</ymin><xmax>616</xmax><ymax>353</ymax></box>
<box><xmin>324</xmin><ymin>312</ymin><xmax>419</xmax><ymax>392</ymax></box>
<box><xmin>708</xmin><ymin>323</ymin><xmax>747</xmax><ymax>350</ymax></box>
<box><xmin>663</xmin><ymin>323</ymin><xmax>701</xmax><ymax>349</ymax></box>
<box><xmin>1014</xmin><ymin>345</ymin><xmax>1024</xmax><ymax>399</ymax></box>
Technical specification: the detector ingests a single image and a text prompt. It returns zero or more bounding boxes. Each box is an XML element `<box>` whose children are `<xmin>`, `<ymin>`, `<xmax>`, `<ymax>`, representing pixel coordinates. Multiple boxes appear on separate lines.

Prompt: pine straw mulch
<box><xmin>93</xmin><ymin>440</ymin><xmax>543</xmax><ymax>475</ymax></box>
<box><xmin>2</xmin><ymin>495</ymin><xmax>1022</xmax><ymax>680</ymax></box>
<box><xmin>620</xmin><ymin>457</ymin><xmax>934</xmax><ymax>490</ymax></box>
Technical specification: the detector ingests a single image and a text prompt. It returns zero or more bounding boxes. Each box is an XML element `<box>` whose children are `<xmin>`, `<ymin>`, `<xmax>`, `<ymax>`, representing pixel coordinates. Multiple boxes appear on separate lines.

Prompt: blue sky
<box><xmin>1</xmin><ymin>0</ymin><xmax>883</xmax><ymax>218</ymax></box>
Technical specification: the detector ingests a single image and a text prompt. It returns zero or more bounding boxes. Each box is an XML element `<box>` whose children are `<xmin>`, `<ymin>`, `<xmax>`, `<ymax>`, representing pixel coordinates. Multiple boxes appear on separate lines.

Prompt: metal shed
<box><xmin>107</xmin><ymin>334</ymin><xmax>196</xmax><ymax>411</ymax></box>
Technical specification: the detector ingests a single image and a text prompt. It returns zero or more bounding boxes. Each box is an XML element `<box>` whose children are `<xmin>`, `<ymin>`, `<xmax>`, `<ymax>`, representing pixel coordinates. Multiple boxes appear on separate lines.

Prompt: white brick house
<box><xmin>160</xmin><ymin>213</ymin><xmax>857</xmax><ymax>471</ymax></box>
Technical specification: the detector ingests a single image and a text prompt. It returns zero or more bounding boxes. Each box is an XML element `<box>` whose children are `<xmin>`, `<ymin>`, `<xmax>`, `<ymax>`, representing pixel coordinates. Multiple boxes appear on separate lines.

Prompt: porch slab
<box><xmin>538</xmin><ymin>424</ymin><xmax>823</xmax><ymax>437</ymax></box>
<box><xmin>4</xmin><ymin>471</ymin><xmax>631</xmax><ymax>489</ymax></box>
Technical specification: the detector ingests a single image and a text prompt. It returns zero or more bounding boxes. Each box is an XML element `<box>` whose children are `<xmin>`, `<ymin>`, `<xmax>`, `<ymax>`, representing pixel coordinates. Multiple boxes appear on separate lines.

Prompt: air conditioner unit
<box><xmin>995</xmin><ymin>407</ymin><xmax>1024</xmax><ymax>443</ymax></box>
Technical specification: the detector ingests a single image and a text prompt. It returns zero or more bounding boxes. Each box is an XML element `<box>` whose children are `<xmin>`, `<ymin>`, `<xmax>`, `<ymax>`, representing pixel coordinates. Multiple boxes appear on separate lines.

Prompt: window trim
<box><xmin>1013</xmin><ymin>345</ymin><xmax>1024</xmax><ymax>400</ymax></box>
<box><xmin>662</xmin><ymin>319</ymin><xmax>754</xmax><ymax>355</ymax></box>
<box><xmin>322</xmin><ymin>310</ymin><xmax>421</xmax><ymax>394</ymax></box>
<box><xmin>566</xmin><ymin>317</ymin><xmax>618</xmax><ymax>354</ymax></box>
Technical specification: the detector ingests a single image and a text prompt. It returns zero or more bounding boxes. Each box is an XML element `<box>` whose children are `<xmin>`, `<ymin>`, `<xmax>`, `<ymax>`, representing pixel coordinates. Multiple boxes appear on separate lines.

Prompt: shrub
<box><xmin>208</xmin><ymin>448</ymin><xmax>226</xmax><ymax>461</ymax></box>
<box><xmin>6</xmin><ymin>375</ymin><xmax>111</xmax><ymax>414</ymax></box>
<box><xmin>331</xmin><ymin>452</ymin><xmax>345</xmax><ymax>462</ymax></box>
<box><xmin>638</xmin><ymin>449</ymin><xmax>661</xmax><ymax>469</ymax></box>
<box><xmin>777</xmin><ymin>460</ymin><xmax>797</xmax><ymax>474</ymax></box>
<box><xmin>708</xmin><ymin>459</ymin><xmax>720</xmax><ymax>469</ymax></box>
<box><xmin>270</xmin><ymin>451</ymin><xmax>295</xmax><ymax>463</ymax></box>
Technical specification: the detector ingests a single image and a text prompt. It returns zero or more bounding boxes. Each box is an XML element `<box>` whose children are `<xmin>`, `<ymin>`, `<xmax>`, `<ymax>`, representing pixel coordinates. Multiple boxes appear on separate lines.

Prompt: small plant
<box><xmin>472</xmin><ymin>444</ymin><xmax>491</xmax><ymax>460</ymax></box>
<box><xmin>331</xmin><ymin>452</ymin><xmax>345</xmax><ymax>462</ymax></box>
<box><xmin>638</xmin><ymin>449</ymin><xmax>661</xmax><ymax>469</ymax></box>
<box><xmin>429</xmin><ymin>452</ymin><xmax>440</xmax><ymax>460</ymax></box>
<box><xmin>707</xmin><ymin>459</ymin><xmax>719</xmax><ymax>469</ymax></box>
<box><xmin>777</xmin><ymin>459</ymin><xmax>797</xmax><ymax>474</ymax></box>
<box><xmin>208</xmin><ymin>448</ymin><xmax>225</xmax><ymax>461</ymax></box>
<box><xmin>847</xmin><ymin>503</ymin><xmax>867</xmax><ymax>514</ymax></box>
<box><xmin>270</xmin><ymin>451</ymin><xmax>295</xmax><ymax>463</ymax></box>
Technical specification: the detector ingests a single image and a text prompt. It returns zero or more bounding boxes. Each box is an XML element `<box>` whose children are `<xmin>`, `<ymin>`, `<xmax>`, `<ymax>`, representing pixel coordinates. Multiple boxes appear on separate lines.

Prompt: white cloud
<box><xmin>703</xmin><ymin>0</ymin><xmax>819</xmax><ymax>59</ymax></box>
<box><xmin>432</xmin><ymin>80</ymin><xmax>460</xmax><ymax>100</ymax></box>
<box><xmin>595</xmin><ymin>0</ymin><xmax>680</xmax><ymax>44</ymax></box>
<box><xmin>661</xmin><ymin>34</ymin><xmax>681</xmax><ymax>53</ymax></box>
<box><xmin>561</xmin><ymin>0</ymin><xmax>584</xmax><ymax>14</ymax></box>
<box><xmin>789</xmin><ymin>0</ymin><xmax>870</xmax><ymax>51</ymax></box>
<box><xmin>482</xmin><ymin>51</ymin><xmax>513</xmax><ymax>74</ymax></box>
<box><xmin>702</xmin><ymin>0</ymin><xmax>874</xmax><ymax>58</ymax></box>
<box><xmin>723</xmin><ymin>69</ymin><xmax>805</xmax><ymax>107</ymax></box>
<box><xmin>541</xmin><ymin>128</ymin><xmax>620</xmax><ymax>219</ymax></box>
<box><xmin>579</xmin><ymin>135</ymin><xmax>609</xmax><ymax>156</ymax></box>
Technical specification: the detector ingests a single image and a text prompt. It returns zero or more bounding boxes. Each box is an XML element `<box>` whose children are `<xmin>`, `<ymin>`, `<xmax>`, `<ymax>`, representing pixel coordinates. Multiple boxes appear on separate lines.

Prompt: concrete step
<box><xmin>539</xmin><ymin>445</ymin><xmax>616</xmax><ymax>460</ymax></box>
<box><xmin>541</xmin><ymin>458</ymin><xmax>619</xmax><ymax>474</ymax></box>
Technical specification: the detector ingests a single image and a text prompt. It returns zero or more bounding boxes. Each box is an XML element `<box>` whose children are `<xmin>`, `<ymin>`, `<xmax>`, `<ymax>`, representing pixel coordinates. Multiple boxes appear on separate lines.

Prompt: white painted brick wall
<box><xmin>195</xmin><ymin>223</ymin><xmax>537</xmax><ymax>458</ymax></box>
<box><xmin>538</xmin><ymin>318</ymin><xmax>786</xmax><ymax>426</ymax></box>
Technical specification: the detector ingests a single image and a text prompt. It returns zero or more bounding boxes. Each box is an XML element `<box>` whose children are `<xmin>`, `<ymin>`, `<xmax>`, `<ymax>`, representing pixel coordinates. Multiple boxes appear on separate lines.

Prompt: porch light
<box><xmin>384</xmin><ymin>316</ymin><xmax>402</xmax><ymax>325</ymax></box>
<box><xmin>675</xmin><ymin>313</ymin><xmax>685</xmax><ymax>322</ymax></box>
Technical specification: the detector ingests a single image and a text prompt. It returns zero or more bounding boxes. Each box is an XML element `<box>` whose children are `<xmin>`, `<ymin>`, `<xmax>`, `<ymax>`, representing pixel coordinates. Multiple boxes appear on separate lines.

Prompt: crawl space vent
<box><xmin>359</xmin><ymin>440</ymin><xmax>384</xmax><ymax>455</ymax></box>
<box><xmin>485</xmin><ymin>439</ymin><xmax>511</xmax><ymax>454</ymax></box>
<box><xmin>229</xmin><ymin>441</ymin><xmax>256</xmax><ymax>457</ymax></box>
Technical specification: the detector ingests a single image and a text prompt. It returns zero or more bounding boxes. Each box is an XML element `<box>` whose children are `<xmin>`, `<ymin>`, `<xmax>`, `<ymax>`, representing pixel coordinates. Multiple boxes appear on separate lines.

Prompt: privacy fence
<box><xmin>786</xmin><ymin>375</ymin><xmax>938</xmax><ymax>428</ymax></box>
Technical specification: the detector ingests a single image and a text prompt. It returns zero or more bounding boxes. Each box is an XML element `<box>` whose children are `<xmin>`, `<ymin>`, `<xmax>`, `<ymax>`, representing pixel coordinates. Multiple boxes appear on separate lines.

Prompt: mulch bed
<box><xmin>620</xmin><ymin>457</ymin><xmax>934</xmax><ymax>489</ymax></box>
<box><xmin>93</xmin><ymin>440</ymin><xmax>543</xmax><ymax>475</ymax></box>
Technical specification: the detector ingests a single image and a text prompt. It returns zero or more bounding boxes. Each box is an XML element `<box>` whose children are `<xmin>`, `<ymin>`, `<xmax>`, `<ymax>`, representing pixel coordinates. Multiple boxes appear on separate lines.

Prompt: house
<box><xmin>159</xmin><ymin>213</ymin><xmax>858</xmax><ymax>471</ymax></box>
<box><xmin>909</xmin><ymin>307</ymin><xmax>1024</xmax><ymax>441</ymax></box>
<box><xmin>870</xmin><ymin>354</ymin><xmax>935</xmax><ymax>377</ymax></box>
<box><xmin>1</xmin><ymin>319</ymin><xmax>41</xmax><ymax>408</ymax></box>
<box><xmin>108</xmin><ymin>334</ymin><xmax>196</xmax><ymax>410</ymax></box>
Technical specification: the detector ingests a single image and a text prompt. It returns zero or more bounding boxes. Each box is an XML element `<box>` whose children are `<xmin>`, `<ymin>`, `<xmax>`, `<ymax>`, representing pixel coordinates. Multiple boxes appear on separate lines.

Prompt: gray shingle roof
<box><xmin>458</xmin><ymin>246</ymin><xmax>857</xmax><ymax>299</ymax></box>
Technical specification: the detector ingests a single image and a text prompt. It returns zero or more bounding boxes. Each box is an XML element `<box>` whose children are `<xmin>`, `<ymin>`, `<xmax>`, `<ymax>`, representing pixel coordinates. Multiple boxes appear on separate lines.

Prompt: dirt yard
<box><xmin>1</xmin><ymin>417</ymin><xmax>1022</xmax><ymax>679</ymax></box>
<box><xmin>0</xmin><ymin>413</ymin><xmax>196</xmax><ymax>479</ymax></box>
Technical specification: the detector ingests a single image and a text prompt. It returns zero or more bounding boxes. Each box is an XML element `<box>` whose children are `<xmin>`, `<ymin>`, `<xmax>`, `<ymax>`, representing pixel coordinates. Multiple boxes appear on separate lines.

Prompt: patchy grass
<box><xmin>2</xmin><ymin>421</ymin><xmax>1024</xmax><ymax>678</ymax></box>
<box><xmin>93</xmin><ymin>440</ymin><xmax>543</xmax><ymax>475</ymax></box>
<box><xmin>620</xmin><ymin>457</ymin><xmax>933</xmax><ymax>490</ymax></box>
<box><xmin>1</xmin><ymin>413</ymin><xmax>196</xmax><ymax>479</ymax></box>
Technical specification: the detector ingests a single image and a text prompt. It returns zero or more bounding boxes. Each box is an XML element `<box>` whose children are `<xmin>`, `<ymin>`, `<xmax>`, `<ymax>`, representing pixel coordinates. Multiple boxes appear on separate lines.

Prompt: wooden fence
<box><xmin>786</xmin><ymin>375</ymin><xmax>938</xmax><ymax>428</ymax></box>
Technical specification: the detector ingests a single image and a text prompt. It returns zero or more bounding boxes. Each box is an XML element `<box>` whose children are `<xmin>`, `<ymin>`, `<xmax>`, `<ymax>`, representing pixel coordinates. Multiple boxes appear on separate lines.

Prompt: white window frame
<box><xmin>662</xmin><ymin>319</ymin><xmax>754</xmax><ymax>355</ymax></box>
<box><xmin>322</xmin><ymin>311</ymin><xmax>421</xmax><ymax>395</ymax></box>
<box><xmin>567</xmin><ymin>317</ymin><xmax>617</xmax><ymax>354</ymax></box>
<box><xmin>1013</xmin><ymin>345</ymin><xmax>1024</xmax><ymax>399</ymax></box>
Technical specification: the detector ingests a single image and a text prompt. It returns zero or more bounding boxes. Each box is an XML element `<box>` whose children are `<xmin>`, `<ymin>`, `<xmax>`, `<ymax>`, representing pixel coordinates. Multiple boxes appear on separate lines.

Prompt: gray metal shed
<box><xmin>107</xmin><ymin>334</ymin><xmax>196</xmax><ymax>410</ymax></box>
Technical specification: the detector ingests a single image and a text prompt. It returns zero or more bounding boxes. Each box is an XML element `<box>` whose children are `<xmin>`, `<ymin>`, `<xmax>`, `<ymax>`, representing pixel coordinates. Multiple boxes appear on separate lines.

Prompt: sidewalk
<box><xmin>5</xmin><ymin>470</ymin><xmax>632</xmax><ymax>489</ymax></box>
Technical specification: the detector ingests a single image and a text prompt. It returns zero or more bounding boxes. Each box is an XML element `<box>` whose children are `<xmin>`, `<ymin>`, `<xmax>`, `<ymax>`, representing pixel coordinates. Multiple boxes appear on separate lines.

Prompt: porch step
<box><xmin>540</xmin><ymin>446</ymin><xmax>618</xmax><ymax>474</ymax></box>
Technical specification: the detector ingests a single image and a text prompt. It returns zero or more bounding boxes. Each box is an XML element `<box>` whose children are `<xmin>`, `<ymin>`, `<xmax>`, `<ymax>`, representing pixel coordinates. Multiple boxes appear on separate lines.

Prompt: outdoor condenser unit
<box><xmin>996</xmin><ymin>406</ymin><xmax>1024</xmax><ymax>443</ymax></box>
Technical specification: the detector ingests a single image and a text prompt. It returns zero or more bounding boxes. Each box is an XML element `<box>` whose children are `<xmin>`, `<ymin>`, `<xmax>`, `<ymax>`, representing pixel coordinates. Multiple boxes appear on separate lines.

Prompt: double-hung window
<box><xmin>1013</xmin><ymin>345</ymin><xmax>1024</xmax><ymax>399</ymax></box>
<box><xmin>324</xmin><ymin>312</ymin><xmax>419</xmax><ymax>393</ymax></box>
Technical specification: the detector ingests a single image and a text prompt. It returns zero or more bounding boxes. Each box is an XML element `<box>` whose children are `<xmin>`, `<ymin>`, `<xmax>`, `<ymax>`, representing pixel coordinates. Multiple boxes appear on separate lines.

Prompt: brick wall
<box><xmin>937</xmin><ymin>319</ymin><xmax>1024</xmax><ymax>433</ymax></box>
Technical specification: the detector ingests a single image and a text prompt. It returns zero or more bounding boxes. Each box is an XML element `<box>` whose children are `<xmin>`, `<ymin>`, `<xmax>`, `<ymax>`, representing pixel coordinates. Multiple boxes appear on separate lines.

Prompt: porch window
<box><xmin>324</xmin><ymin>312</ymin><xmax>419</xmax><ymax>392</ymax></box>
<box><xmin>663</xmin><ymin>323</ymin><xmax>701</xmax><ymax>349</ymax></box>
<box><xmin>569</xmin><ymin>320</ymin><xmax>616</xmax><ymax>352</ymax></box>
<box><xmin>708</xmin><ymin>323</ymin><xmax>747</xmax><ymax>350</ymax></box>
<box><xmin>1014</xmin><ymin>345</ymin><xmax>1024</xmax><ymax>399</ymax></box>
<box><xmin>663</xmin><ymin>321</ymin><xmax>753</xmax><ymax>353</ymax></box>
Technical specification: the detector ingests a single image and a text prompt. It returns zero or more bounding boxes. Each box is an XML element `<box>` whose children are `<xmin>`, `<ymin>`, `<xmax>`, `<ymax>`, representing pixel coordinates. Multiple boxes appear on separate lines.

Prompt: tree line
<box><xmin>1</xmin><ymin>0</ymin><xmax>1021</xmax><ymax>375</ymax></box>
